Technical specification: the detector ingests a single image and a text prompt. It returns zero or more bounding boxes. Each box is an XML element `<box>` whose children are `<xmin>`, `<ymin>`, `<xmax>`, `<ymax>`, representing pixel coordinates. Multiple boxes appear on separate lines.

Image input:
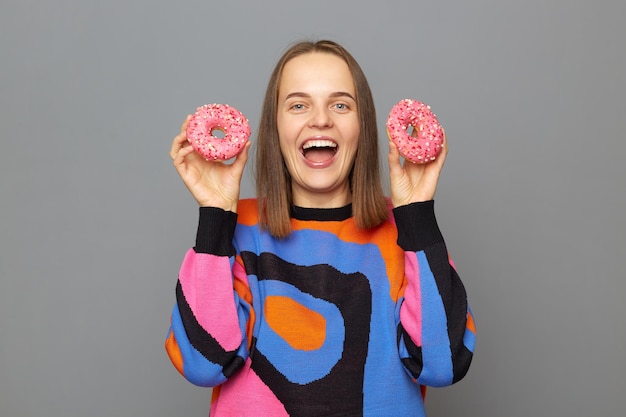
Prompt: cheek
<box><xmin>277</xmin><ymin>127</ymin><xmax>293</xmax><ymax>153</ymax></box>
<box><xmin>346</xmin><ymin>126</ymin><xmax>361</xmax><ymax>161</ymax></box>
<box><xmin>341</xmin><ymin>115</ymin><xmax>360</xmax><ymax>136</ymax></box>
<box><xmin>344</xmin><ymin>121</ymin><xmax>360</xmax><ymax>147</ymax></box>
<box><xmin>276</xmin><ymin>123</ymin><xmax>289</xmax><ymax>151</ymax></box>
<box><xmin>277</xmin><ymin>117</ymin><xmax>298</xmax><ymax>144</ymax></box>
<box><xmin>277</xmin><ymin>132</ymin><xmax>298</xmax><ymax>167</ymax></box>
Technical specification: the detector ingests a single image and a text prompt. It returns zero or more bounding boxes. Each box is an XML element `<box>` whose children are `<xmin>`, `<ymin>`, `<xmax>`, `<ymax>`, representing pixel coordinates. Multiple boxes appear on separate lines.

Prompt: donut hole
<box><xmin>407</xmin><ymin>125</ymin><xmax>416</xmax><ymax>138</ymax></box>
<box><xmin>211</xmin><ymin>128</ymin><xmax>226</xmax><ymax>139</ymax></box>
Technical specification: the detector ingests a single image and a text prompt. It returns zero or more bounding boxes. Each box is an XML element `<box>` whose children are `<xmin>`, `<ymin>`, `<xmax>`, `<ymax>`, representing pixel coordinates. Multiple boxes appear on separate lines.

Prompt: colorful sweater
<box><xmin>166</xmin><ymin>199</ymin><xmax>475</xmax><ymax>417</ymax></box>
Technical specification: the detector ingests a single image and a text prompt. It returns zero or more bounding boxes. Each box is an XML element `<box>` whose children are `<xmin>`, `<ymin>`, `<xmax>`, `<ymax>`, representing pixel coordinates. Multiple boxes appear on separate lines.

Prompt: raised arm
<box><xmin>165</xmin><ymin>116</ymin><xmax>253</xmax><ymax>386</ymax></box>
<box><xmin>388</xmin><ymin>132</ymin><xmax>475</xmax><ymax>386</ymax></box>
<box><xmin>393</xmin><ymin>201</ymin><xmax>475</xmax><ymax>386</ymax></box>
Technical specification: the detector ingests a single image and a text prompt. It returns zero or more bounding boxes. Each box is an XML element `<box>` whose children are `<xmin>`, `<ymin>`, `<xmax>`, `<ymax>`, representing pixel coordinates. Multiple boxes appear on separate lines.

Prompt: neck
<box><xmin>291</xmin><ymin>186</ymin><xmax>352</xmax><ymax>208</ymax></box>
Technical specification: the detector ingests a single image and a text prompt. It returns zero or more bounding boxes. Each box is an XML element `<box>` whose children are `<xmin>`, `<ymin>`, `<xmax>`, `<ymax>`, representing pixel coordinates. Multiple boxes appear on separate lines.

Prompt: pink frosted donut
<box><xmin>186</xmin><ymin>103</ymin><xmax>251</xmax><ymax>160</ymax></box>
<box><xmin>386</xmin><ymin>99</ymin><xmax>444</xmax><ymax>164</ymax></box>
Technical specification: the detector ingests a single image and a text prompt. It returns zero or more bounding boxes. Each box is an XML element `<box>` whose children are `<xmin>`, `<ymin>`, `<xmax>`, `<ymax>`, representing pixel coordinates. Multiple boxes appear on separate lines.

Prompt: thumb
<box><xmin>230</xmin><ymin>141</ymin><xmax>252</xmax><ymax>175</ymax></box>
<box><xmin>387</xmin><ymin>140</ymin><xmax>404</xmax><ymax>178</ymax></box>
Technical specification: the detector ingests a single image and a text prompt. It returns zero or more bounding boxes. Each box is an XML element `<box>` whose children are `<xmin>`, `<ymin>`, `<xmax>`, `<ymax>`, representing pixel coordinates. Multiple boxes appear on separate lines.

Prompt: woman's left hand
<box><xmin>388</xmin><ymin>130</ymin><xmax>447</xmax><ymax>207</ymax></box>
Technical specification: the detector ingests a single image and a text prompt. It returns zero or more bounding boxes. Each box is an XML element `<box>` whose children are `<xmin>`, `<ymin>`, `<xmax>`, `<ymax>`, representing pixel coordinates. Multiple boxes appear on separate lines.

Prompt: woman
<box><xmin>167</xmin><ymin>39</ymin><xmax>475</xmax><ymax>416</ymax></box>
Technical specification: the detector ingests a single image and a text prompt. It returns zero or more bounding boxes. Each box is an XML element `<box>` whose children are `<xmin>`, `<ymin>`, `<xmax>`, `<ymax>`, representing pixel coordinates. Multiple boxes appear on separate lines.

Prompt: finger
<box><xmin>231</xmin><ymin>141</ymin><xmax>252</xmax><ymax>173</ymax></box>
<box><xmin>170</xmin><ymin>117</ymin><xmax>193</xmax><ymax>160</ymax></box>
<box><xmin>387</xmin><ymin>141</ymin><xmax>404</xmax><ymax>177</ymax></box>
<box><xmin>433</xmin><ymin>128</ymin><xmax>448</xmax><ymax>167</ymax></box>
<box><xmin>173</xmin><ymin>143</ymin><xmax>195</xmax><ymax>168</ymax></box>
<box><xmin>170</xmin><ymin>134</ymin><xmax>190</xmax><ymax>160</ymax></box>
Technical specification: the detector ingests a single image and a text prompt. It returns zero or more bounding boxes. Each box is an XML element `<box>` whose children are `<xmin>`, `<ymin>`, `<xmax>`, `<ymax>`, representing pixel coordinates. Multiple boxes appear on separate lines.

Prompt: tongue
<box><xmin>304</xmin><ymin>148</ymin><xmax>335</xmax><ymax>163</ymax></box>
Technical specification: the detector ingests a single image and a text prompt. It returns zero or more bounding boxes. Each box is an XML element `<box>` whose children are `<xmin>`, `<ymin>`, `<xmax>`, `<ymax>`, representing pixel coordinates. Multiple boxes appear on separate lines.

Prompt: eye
<box><xmin>289</xmin><ymin>103</ymin><xmax>307</xmax><ymax>112</ymax></box>
<box><xmin>333</xmin><ymin>103</ymin><xmax>350</xmax><ymax>111</ymax></box>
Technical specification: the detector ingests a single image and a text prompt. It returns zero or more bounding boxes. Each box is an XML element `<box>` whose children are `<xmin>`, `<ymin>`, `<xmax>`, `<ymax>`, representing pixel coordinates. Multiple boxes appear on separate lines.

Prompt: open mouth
<box><xmin>301</xmin><ymin>139</ymin><xmax>338</xmax><ymax>163</ymax></box>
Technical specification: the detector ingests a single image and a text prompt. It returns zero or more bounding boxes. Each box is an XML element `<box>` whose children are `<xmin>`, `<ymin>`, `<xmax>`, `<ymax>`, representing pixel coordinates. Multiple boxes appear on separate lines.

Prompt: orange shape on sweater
<box><xmin>265</xmin><ymin>295</ymin><xmax>326</xmax><ymax>351</ymax></box>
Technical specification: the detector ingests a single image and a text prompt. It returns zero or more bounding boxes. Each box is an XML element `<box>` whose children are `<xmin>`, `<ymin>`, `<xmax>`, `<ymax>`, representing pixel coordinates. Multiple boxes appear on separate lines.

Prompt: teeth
<box><xmin>303</xmin><ymin>140</ymin><xmax>337</xmax><ymax>149</ymax></box>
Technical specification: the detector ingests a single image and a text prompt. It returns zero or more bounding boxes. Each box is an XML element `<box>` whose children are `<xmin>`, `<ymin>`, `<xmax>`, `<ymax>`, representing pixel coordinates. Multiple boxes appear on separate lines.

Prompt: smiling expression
<box><xmin>277</xmin><ymin>52</ymin><xmax>360</xmax><ymax>208</ymax></box>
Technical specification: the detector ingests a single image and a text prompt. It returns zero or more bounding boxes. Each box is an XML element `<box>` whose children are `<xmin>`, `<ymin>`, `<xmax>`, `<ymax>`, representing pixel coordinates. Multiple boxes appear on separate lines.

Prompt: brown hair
<box><xmin>255</xmin><ymin>40</ymin><xmax>388</xmax><ymax>238</ymax></box>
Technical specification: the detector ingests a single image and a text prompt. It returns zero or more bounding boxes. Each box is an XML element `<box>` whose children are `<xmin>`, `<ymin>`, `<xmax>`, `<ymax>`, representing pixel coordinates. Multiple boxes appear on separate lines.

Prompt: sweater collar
<box><xmin>290</xmin><ymin>204</ymin><xmax>353</xmax><ymax>221</ymax></box>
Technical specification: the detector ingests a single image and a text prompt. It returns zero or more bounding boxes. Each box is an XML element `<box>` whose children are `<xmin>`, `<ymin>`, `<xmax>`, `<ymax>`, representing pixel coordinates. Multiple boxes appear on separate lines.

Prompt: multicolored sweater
<box><xmin>166</xmin><ymin>198</ymin><xmax>475</xmax><ymax>416</ymax></box>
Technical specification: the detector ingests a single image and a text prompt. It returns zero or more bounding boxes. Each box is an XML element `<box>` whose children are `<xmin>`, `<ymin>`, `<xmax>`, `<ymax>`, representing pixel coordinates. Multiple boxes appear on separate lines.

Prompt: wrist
<box><xmin>196</xmin><ymin>197</ymin><xmax>238</xmax><ymax>213</ymax></box>
<box><xmin>391</xmin><ymin>194</ymin><xmax>434</xmax><ymax>208</ymax></box>
<box><xmin>196</xmin><ymin>207</ymin><xmax>238</xmax><ymax>254</ymax></box>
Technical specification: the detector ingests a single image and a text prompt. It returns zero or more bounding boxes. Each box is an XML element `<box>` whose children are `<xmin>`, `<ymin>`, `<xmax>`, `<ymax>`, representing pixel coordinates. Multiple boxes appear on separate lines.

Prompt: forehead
<box><xmin>278</xmin><ymin>52</ymin><xmax>355</xmax><ymax>96</ymax></box>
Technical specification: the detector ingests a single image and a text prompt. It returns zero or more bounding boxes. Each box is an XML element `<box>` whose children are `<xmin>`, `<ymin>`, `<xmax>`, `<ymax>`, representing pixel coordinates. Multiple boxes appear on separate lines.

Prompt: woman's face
<box><xmin>277</xmin><ymin>52</ymin><xmax>360</xmax><ymax>208</ymax></box>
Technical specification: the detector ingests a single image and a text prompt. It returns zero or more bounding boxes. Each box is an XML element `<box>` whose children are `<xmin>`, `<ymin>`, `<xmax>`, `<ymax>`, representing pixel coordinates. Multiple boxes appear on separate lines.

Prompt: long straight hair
<box><xmin>255</xmin><ymin>40</ymin><xmax>388</xmax><ymax>238</ymax></box>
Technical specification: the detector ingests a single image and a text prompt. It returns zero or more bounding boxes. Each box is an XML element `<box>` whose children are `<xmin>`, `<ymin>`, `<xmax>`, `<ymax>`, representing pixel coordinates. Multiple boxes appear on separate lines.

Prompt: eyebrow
<box><xmin>284</xmin><ymin>91</ymin><xmax>356</xmax><ymax>101</ymax></box>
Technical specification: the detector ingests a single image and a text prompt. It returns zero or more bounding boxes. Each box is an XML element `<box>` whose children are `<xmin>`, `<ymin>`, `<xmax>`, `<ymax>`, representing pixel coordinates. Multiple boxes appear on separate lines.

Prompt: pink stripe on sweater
<box><xmin>400</xmin><ymin>253</ymin><xmax>423</xmax><ymax>346</ymax></box>
<box><xmin>211</xmin><ymin>358</ymin><xmax>289</xmax><ymax>416</ymax></box>
<box><xmin>178</xmin><ymin>249</ymin><xmax>242</xmax><ymax>351</ymax></box>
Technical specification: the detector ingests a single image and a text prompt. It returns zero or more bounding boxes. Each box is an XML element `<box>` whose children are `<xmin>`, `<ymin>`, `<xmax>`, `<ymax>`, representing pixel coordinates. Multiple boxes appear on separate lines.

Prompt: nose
<box><xmin>308</xmin><ymin>106</ymin><xmax>333</xmax><ymax>129</ymax></box>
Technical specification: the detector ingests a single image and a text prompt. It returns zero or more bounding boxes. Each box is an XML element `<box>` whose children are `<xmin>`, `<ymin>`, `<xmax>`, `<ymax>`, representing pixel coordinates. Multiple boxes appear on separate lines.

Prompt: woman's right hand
<box><xmin>170</xmin><ymin>115</ymin><xmax>251</xmax><ymax>212</ymax></box>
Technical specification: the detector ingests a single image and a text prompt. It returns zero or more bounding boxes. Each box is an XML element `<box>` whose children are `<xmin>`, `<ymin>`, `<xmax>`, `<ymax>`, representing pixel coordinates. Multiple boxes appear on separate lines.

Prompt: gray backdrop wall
<box><xmin>2</xmin><ymin>1</ymin><xmax>624</xmax><ymax>416</ymax></box>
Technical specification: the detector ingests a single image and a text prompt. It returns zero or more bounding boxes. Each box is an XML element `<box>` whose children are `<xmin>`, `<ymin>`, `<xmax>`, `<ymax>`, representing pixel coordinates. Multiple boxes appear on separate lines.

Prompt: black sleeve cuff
<box><xmin>195</xmin><ymin>207</ymin><xmax>238</xmax><ymax>256</ymax></box>
<box><xmin>392</xmin><ymin>200</ymin><xmax>444</xmax><ymax>251</ymax></box>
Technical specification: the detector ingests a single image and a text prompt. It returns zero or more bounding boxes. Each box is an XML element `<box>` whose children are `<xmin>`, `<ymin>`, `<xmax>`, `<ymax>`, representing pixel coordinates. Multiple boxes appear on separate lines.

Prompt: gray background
<box><xmin>1</xmin><ymin>0</ymin><xmax>624</xmax><ymax>416</ymax></box>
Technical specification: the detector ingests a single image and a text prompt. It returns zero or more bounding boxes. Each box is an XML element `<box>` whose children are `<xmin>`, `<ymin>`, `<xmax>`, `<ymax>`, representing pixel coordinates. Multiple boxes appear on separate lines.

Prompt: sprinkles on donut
<box><xmin>186</xmin><ymin>103</ymin><xmax>251</xmax><ymax>161</ymax></box>
<box><xmin>386</xmin><ymin>98</ymin><xmax>444</xmax><ymax>164</ymax></box>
